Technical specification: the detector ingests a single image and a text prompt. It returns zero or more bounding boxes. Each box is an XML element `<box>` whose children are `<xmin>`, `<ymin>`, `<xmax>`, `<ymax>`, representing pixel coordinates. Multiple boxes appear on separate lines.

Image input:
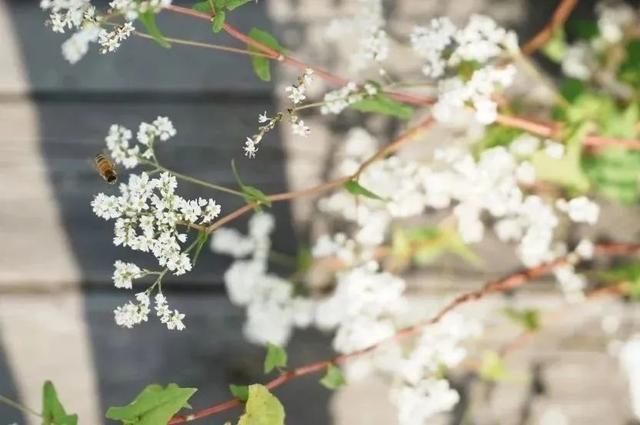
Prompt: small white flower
<box><xmin>544</xmin><ymin>140</ymin><xmax>565</xmax><ymax>159</ymax></box>
<box><xmin>575</xmin><ymin>238</ymin><xmax>595</xmax><ymax>259</ymax></box>
<box><xmin>291</xmin><ymin>119</ymin><xmax>310</xmax><ymax>137</ymax></box>
<box><xmin>243</xmin><ymin>138</ymin><xmax>258</xmax><ymax>158</ymax></box>
<box><xmin>556</xmin><ymin>196</ymin><xmax>600</xmax><ymax>224</ymax></box>
<box><xmin>258</xmin><ymin>111</ymin><xmax>269</xmax><ymax>123</ymax></box>
<box><xmin>112</xmin><ymin>260</ymin><xmax>143</xmax><ymax>289</ymax></box>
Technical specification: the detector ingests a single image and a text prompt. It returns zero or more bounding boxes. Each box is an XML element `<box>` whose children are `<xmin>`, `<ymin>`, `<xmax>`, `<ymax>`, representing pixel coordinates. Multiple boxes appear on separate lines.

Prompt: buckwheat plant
<box><xmin>12</xmin><ymin>0</ymin><xmax>640</xmax><ymax>424</ymax></box>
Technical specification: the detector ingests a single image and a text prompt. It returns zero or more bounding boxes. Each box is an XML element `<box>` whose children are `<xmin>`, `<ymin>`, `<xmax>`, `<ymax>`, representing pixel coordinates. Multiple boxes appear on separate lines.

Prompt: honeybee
<box><xmin>95</xmin><ymin>153</ymin><xmax>117</xmax><ymax>184</ymax></box>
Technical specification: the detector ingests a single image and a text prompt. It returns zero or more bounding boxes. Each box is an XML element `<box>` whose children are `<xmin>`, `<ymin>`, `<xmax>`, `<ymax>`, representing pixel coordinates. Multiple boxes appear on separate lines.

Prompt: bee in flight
<box><xmin>94</xmin><ymin>153</ymin><xmax>117</xmax><ymax>184</ymax></box>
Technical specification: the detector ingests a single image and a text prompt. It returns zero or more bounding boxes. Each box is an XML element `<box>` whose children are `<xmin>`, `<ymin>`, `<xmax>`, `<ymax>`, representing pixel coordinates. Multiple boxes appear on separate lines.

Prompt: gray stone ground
<box><xmin>0</xmin><ymin>0</ymin><xmax>639</xmax><ymax>424</ymax></box>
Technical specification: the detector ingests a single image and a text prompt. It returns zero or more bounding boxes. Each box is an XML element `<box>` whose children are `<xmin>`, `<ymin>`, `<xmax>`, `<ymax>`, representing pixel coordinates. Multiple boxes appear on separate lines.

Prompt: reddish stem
<box><xmin>168</xmin><ymin>242</ymin><xmax>640</xmax><ymax>424</ymax></box>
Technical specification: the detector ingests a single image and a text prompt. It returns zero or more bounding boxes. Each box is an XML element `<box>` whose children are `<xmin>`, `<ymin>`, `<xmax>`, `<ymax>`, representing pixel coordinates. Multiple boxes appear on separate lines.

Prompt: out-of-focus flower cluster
<box><xmin>41</xmin><ymin>0</ymin><xmax>172</xmax><ymax>63</ymax></box>
<box><xmin>211</xmin><ymin>213</ymin><xmax>315</xmax><ymax>345</ymax></box>
<box><xmin>561</xmin><ymin>2</ymin><xmax>637</xmax><ymax>81</ymax></box>
<box><xmin>410</xmin><ymin>15</ymin><xmax>519</xmax><ymax>124</ymax></box>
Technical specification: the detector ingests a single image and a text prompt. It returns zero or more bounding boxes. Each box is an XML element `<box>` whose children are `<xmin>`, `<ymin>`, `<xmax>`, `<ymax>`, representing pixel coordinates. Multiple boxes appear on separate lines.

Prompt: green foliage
<box><xmin>296</xmin><ymin>246</ymin><xmax>313</xmax><ymax>274</ymax></box>
<box><xmin>503</xmin><ymin>307</ymin><xmax>540</xmax><ymax>332</ymax></box>
<box><xmin>263</xmin><ymin>343</ymin><xmax>287</xmax><ymax>374</ymax></box>
<box><xmin>226</xmin><ymin>0</ymin><xmax>252</xmax><ymax>10</ymax></box>
<box><xmin>212</xmin><ymin>9</ymin><xmax>226</xmax><ymax>32</ymax></box>
<box><xmin>599</xmin><ymin>262</ymin><xmax>640</xmax><ymax>299</ymax></box>
<box><xmin>106</xmin><ymin>384</ymin><xmax>196</xmax><ymax>425</ymax></box>
<box><xmin>138</xmin><ymin>11</ymin><xmax>171</xmax><ymax>48</ymax></box>
<box><xmin>541</xmin><ymin>28</ymin><xmax>567</xmax><ymax>63</ymax></box>
<box><xmin>391</xmin><ymin>226</ymin><xmax>482</xmax><ymax>269</ymax></box>
<box><xmin>583</xmin><ymin>147</ymin><xmax>640</xmax><ymax>204</ymax></box>
<box><xmin>473</xmin><ymin>124</ymin><xmax>523</xmax><ymax>154</ymax></box>
<box><xmin>568</xmin><ymin>19</ymin><xmax>600</xmax><ymax>41</ymax></box>
<box><xmin>42</xmin><ymin>381</ymin><xmax>78</xmax><ymax>425</ymax></box>
<box><xmin>531</xmin><ymin>124</ymin><xmax>591</xmax><ymax>193</ymax></box>
<box><xmin>478</xmin><ymin>351</ymin><xmax>509</xmax><ymax>382</ymax></box>
<box><xmin>237</xmin><ymin>385</ymin><xmax>285</xmax><ymax>425</ymax></box>
<box><xmin>619</xmin><ymin>40</ymin><xmax>640</xmax><ymax>90</ymax></box>
<box><xmin>558</xmin><ymin>78</ymin><xmax>586</xmax><ymax>103</ymax></box>
<box><xmin>351</xmin><ymin>93</ymin><xmax>414</xmax><ymax>120</ymax></box>
<box><xmin>231</xmin><ymin>160</ymin><xmax>272</xmax><ymax>210</ymax></box>
<box><xmin>229</xmin><ymin>384</ymin><xmax>250</xmax><ymax>402</ymax></box>
<box><xmin>191</xmin><ymin>230</ymin><xmax>210</xmax><ymax>266</ymax></box>
<box><xmin>343</xmin><ymin>180</ymin><xmax>385</xmax><ymax>200</ymax></box>
<box><xmin>319</xmin><ymin>364</ymin><xmax>346</xmax><ymax>390</ymax></box>
<box><xmin>247</xmin><ymin>28</ymin><xmax>283</xmax><ymax>82</ymax></box>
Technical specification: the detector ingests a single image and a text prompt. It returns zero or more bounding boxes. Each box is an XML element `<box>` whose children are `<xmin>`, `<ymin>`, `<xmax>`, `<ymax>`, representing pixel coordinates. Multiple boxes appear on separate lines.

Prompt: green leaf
<box><xmin>138</xmin><ymin>11</ymin><xmax>171</xmax><ymax>48</ymax></box>
<box><xmin>191</xmin><ymin>1</ymin><xmax>213</xmax><ymax>12</ymax></box>
<box><xmin>247</xmin><ymin>28</ymin><xmax>283</xmax><ymax>82</ymax></box>
<box><xmin>237</xmin><ymin>385</ymin><xmax>285</xmax><ymax>425</ymax></box>
<box><xmin>568</xmin><ymin>19</ymin><xmax>600</xmax><ymax>41</ymax></box>
<box><xmin>583</xmin><ymin>147</ymin><xmax>640</xmax><ymax>204</ymax></box>
<box><xmin>212</xmin><ymin>9</ymin><xmax>226</xmax><ymax>32</ymax></box>
<box><xmin>473</xmin><ymin>124</ymin><xmax>523</xmax><ymax>155</ymax></box>
<box><xmin>541</xmin><ymin>28</ymin><xmax>567</xmax><ymax>63</ymax></box>
<box><xmin>599</xmin><ymin>262</ymin><xmax>640</xmax><ymax>299</ymax></box>
<box><xmin>263</xmin><ymin>343</ymin><xmax>287</xmax><ymax>374</ymax></box>
<box><xmin>191</xmin><ymin>230</ymin><xmax>210</xmax><ymax>266</ymax></box>
<box><xmin>229</xmin><ymin>384</ymin><xmax>250</xmax><ymax>402</ymax></box>
<box><xmin>559</xmin><ymin>78</ymin><xmax>585</xmax><ymax>104</ymax></box>
<box><xmin>231</xmin><ymin>160</ymin><xmax>272</xmax><ymax>209</ymax></box>
<box><xmin>42</xmin><ymin>381</ymin><xmax>78</xmax><ymax>425</ymax></box>
<box><xmin>319</xmin><ymin>364</ymin><xmax>346</xmax><ymax>390</ymax></box>
<box><xmin>351</xmin><ymin>93</ymin><xmax>414</xmax><ymax>120</ymax></box>
<box><xmin>531</xmin><ymin>124</ymin><xmax>591</xmax><ymax>193</ymax></box>
<box><xmin>503</xmin><ymin>307</ymin><xmax>540</xmax><ymax>332</ymax></box>
<box><xmin>296</xmin><ymin>246</ymin><xmax>313</xmax><ymax>273</ymax></box>
<box><xmin>478</xmin><ymin>351</ymin><xmax>509</xmax><ymax>382</ymax></box>
<box><xmin>343</xmin><ymin>180</ymin><xmax>385</xmax><ymax>201</ymax></box>
<box><xmin>106</xmin><ymin>384</ymin><xmax>197</xmax><ymax>425</ymax></box>
<box><xmin>619</xmin><ymin>40</ymin><xmax>640</xmax><ymax>90</ymax></box>
<box><xmin>226</xmin><ymin>0</ymin><xmax>251</xmax><ymax>10</ymax></box>
<box><xmin>391</xmin><ymin>226</ymin><xmax>482</xmax><ymax>269</ymax></box>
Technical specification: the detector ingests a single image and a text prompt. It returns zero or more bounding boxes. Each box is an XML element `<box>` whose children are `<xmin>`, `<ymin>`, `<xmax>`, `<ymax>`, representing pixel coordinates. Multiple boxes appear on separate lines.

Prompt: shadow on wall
<box><xmin>1</xmin><ymin>1</ymin><xmax>332</xmax><ymax>423</ymax></box>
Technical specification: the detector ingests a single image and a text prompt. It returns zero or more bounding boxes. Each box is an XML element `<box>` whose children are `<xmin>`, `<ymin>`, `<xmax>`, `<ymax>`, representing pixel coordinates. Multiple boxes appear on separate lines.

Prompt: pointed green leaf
<box><xmin>231</xmin><ymin>160</ymin><xmax>272</xmax><ymax>209</ymax></box>
<box><xmin>191</xmin><ymin>230</ymin><xmax>210</xmax><ymax>266</ymax></box>
<box><xmin>229</xmin><ymin>384</ymin><xmax>250</xmax><ymax>402</ymax></box>
<box><xmin>263</xmin><ymin>343</ymin><xmax>287</xmax><ymax>374</ymax></box>
<box><xmin>599</xmin><ymin>262</ymin><xmax>640</xmax><ymax>299</ymax></box>
<box><xmin>531</xmin><ymin>124</ymin><xmax>591</xmax><ymax>193</ymax></box>
<box><xmin>191</xmin><ymin>1</ymin><xmax>213</xmax><ymax>13</ymax></box>
<box><xmin>237</xmin><ymin>385</ymin><xmax>285</xmax><ymax>425</ymax></box>
<box><xmin>247</xmin><ymin>28</ymin><xmax>283</xmax><ymax>82</ymax></box>
<box><xmin>479</xmin><ymin>351</ymin><xmax>509</xmax><ymax>382</ymax></box>
<box><xmin>138</xmin><ymin>11</ymin><xmax>171</xmax><ymax>48</ymax></box>
<box><xmin>343</xmin><ymin>180</ymin><xmax>385</xmax><ymax>201</ymax></box>
<box><xmin>212</xmin><ymin>9</ymin><xmax>226</xmax><ymax>32</ymax></box>
<box><xmin>106</xmin><ymin>383</ymin><xmax>197</xmax><ymax>425</ymax></box>
<box><xmin>226</xmin><ymin>0</ymin><xmax>251</xmax><ymax>10</ymax></box>
<box><xmin>503</xmin><ymin>307</ymin><xmax>540</xmax><ymax>332</ymax></box>
<box><xmin>351</xmin><ymin>93</ymin><xmax>414</xmax><ymax>120</ymax></box>
<box><xmin>319</xmin><ymin>364</ymin><xmax>346</xmax><ymax>390</ymax></box>
<box><xmin>541</xmin><ymin>28</ymin><xmax>567</xmax><ymax>63</ymax></box>
<box><xmin>42</xmin><ymin>381</ymin><xmax>78</xmax><ymax>425</ymax></box>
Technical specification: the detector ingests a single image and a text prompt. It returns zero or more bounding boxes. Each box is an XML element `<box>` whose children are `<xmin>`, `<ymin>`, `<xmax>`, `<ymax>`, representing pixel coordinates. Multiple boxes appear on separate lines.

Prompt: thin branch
<box><xmin>133</xmin><ymin>32</ymin><xmax>273</xmax><ymax>58</ymax></box>
<box><xmin>169</xmin><ymin>241</ymin><xmax>640</xmax><ymax>424</ymax></box>
<box><xmin>204</xmin><ymin>116</ymin><xmax>435</xmax><ymax>233</ymax></box>
<box><xmin>521</xmin><ymin>0</ymin><xmax>580</xmax><ymax>55</ymax></box>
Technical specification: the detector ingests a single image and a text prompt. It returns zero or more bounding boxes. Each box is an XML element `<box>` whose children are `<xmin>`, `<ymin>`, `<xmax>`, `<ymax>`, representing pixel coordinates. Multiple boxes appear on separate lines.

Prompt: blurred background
<box><xmin>1</xmin><ymin>0</ymin><xmax>640</xmax><ymax>424</ymax></box>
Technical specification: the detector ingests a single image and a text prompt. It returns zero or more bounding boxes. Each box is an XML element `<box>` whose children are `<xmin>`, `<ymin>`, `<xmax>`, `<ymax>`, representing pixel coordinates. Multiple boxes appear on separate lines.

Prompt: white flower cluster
<box><xmin>393</xmin><ymin>315</ymin><xmax>480</xmax><ymax>424</ymax></box>
<box><xmin>320</xmin><ymin>82</ymin><xmax>378</xmax><ymax>115</ymax></box>
<box><xmin>114</xmin><ymin>290</ymin><xmax>185</xmax><ymax>330</ymax></box>
<box><xmin>41</xmin><ymin>0</ymin><xmax>172</xmax><ymax>63</ymax></box>
<box><xmin>320</xmin><ymin>129</ymin><xmax>600</xmax><ymax>277</ymax></box>
<box><xmin>211</xmin><ymin>213</ymin><xmax>315</xmax><ymax>346</ymax></box>
<box><xmin>561</xmin><ymin>1</ymin><xmax>636</xmax><ymax>80</ymax></box>
<box><xmin>105</xmin><ymin>116</ymin><xmax>177</xmax><ymax>168</ymax></box>
<box><xmin>411</xmin><ymin>15</ymin><xmax>518</xmax><ymax>124</ymax></box>
<box><xmin>324</xmin><ymin>0</ymin><xmax>389</xmax><ymax>70</ymax></box>
<box><xmin>316</xmin><ymin>261</ymin><xmax>406</xmax><ymax>353</ymax></box>
<box><xmin>92</xmin><ymin>171</ymin><xmax>221</xmax><ymax>274</ymax></box>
